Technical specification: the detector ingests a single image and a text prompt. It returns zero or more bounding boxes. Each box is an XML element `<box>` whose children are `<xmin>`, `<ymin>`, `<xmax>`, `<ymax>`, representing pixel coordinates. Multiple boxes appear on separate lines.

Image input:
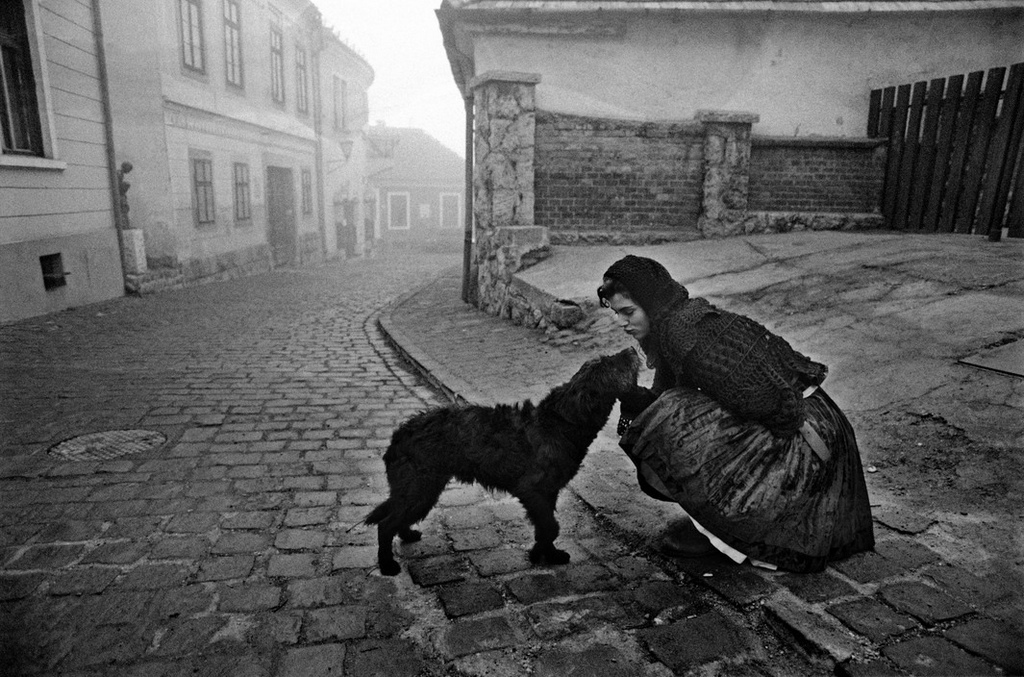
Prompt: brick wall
<box><xmin>748</xmin><ymin>138</ymin><xmax>885</xmax><ymax>213</ymax></box>
<box><xmin>535</xmin><ymin>111</ymin><xmax>704</xmax><ymax>240</ymax></box>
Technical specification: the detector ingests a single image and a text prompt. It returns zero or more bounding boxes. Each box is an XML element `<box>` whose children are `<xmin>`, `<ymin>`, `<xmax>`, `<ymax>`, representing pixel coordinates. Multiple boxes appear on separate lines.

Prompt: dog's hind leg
<box><xmin>371</xmin><ymin>473</ymin><xmax>450</xmax><ymax>576</ymax></box>
<box><xmin>518</xmin><ymin>490</ymin><xmax>570</xmax><ymax>566</ymax></box>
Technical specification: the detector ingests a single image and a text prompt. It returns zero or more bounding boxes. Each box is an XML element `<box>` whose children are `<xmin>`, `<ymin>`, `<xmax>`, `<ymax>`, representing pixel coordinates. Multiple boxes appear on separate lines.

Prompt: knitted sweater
<box><xmin>640</xmin><ymin>294</ymin><xmax>828</xmax><ymax>437</ymax></box>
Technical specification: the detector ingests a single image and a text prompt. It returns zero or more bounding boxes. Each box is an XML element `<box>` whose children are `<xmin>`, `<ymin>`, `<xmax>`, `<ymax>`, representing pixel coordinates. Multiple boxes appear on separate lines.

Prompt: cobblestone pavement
<box><xmin>2</xmin><ymin>243</ymin><xmax>1020</xmax><ymax>676</ymax></box>
<box><xmin>382</xmin><ymin>264</ymin><xmax>1024</xmax><ymax>677</ymax></box>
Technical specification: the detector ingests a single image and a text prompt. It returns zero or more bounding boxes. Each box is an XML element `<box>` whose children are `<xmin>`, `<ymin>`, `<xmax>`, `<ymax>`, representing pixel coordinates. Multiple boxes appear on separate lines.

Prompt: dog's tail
<box><xmin>363</xmin><ymin>500</ymin><xmax>391</xmax><ymax>527</ymax></box>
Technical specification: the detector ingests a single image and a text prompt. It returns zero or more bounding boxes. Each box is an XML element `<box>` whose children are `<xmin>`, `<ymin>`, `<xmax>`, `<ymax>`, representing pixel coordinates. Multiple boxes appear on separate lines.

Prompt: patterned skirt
<box><xmin>620</xmin><ymin>387</ymin><xmax>874</xmax><ymax>572</ymax></box>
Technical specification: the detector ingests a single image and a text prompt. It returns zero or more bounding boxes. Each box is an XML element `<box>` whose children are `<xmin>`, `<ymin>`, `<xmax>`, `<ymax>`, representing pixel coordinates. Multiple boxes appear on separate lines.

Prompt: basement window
<box><xmin>40</xmin><ymin>253</ymin><xmax>66</xmax><ymax>290</ymax></box>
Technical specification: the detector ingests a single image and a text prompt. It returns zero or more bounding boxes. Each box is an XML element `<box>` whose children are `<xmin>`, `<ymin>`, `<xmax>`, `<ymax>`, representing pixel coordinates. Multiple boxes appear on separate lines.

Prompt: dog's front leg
<box><xmin>518</xmin><ymin>490</ymin><xmax>570</xmax><ymax>566</ymax></box>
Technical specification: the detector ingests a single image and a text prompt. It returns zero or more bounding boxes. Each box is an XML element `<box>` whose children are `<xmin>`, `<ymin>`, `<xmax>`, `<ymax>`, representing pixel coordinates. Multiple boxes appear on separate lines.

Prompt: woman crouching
<box><xmin>599</xmin><ymin>255</ymin><xmax>874</xmax><ymax>573</ymax></box>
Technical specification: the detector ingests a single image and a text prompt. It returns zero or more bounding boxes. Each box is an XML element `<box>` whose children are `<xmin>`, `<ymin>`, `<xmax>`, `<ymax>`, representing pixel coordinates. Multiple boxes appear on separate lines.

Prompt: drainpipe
<box><xmin>90</xmin><ymin>0</ymin><xmax>129</xmax><ymax>284</ymax></box>
<box><xmin>461</xmin><ymin>93</ymin><xmax>474</xmax><ymax>303</ymax></box>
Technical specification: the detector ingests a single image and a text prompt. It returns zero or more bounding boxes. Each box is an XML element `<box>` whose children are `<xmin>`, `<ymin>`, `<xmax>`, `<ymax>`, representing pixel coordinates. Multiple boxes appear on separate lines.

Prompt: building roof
<box><xmin>442</xmin><ymin>0</ymin><xmax>1024</xmax><ymax>10</ymax></box>
<box><xmin>367</xmin><ymin>126</ymin><xmax>464</xmax><ymax>188</ymax></box>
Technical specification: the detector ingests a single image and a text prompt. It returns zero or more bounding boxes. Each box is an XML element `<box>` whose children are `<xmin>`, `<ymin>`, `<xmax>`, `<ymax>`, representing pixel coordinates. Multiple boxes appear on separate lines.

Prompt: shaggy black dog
<box><xmin>365</xmin><ymin>348</ymin><xmax>640</xmax><ymax>576</ymax></box>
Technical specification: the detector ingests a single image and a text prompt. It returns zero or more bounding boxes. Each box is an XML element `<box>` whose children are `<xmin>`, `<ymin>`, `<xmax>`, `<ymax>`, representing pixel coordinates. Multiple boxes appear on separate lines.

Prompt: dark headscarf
<box><xmin>598</xmin><ymin>255</ymin><xmax>689</xmax><ymax>319</ymax></box>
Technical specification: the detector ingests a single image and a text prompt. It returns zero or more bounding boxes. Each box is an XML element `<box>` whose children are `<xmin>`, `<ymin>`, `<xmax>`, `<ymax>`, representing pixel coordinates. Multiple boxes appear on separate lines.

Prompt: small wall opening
<box><xmin>40</xmin><ymin>253</ymin><xmax>67</xmax><ymax>290</ymax></box>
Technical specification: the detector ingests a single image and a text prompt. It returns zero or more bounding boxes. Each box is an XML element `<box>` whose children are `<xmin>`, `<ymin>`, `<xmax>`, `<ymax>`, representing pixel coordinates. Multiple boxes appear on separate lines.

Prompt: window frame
<box><xmin>0</xmin><ymin>0</ymin><xmax>61</xmax><ymax>166</ymax></box>
<box><xmin>191</xmin><ymin>155</ymin><xmax>216</xmax><ymax>227</ymax></box>
<box><xmin>295</xmin><ymin>45</ymin><xmax>309</xmax><ymax>115</ymax></box>
<box><xmin>387</xmin><ymin>192</ymin><xmax>410</xmax><ymax>231</ymax></box>
<box><xmin>222</xmin><ymin>0</ymin><xmax>243</xmax><ymax>89</ymax></box>
<box><xmin>269</xmin><ymin>22</ymin><xmax>284</xmax><ymax>104</ymax></box>
<box><xmin>232</xmin><ymin>161</ymin><xmax>251</xmax><ymax>223</ymax></box>
<box><xmin>300</xmin><ymin>167</ymin><xmax>312</xmax><ymax>215</ymax></box>
<box><xmin>439</xmin><ymin>192</ymin><xmax>461</xmax><ymax>229</ymax></box>
<box><xmin>332</xmin><ymin>75</ymin><xmax>347</xmax><ymax>131</ymax></box>
<box><xmin>178</xmin><ymin>0</ymin><xmax>206</xmax><ymax>74</ymax></box>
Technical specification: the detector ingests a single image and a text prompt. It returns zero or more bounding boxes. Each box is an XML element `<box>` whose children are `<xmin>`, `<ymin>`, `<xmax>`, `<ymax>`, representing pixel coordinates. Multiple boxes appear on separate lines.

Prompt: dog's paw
<box><xmin>379</xmin><ymin>560</ymin><xmax>401</xmax><ymax>576</ymax></box>
<box><xmin>529</xmin><ymin>545</ymin><xmax>571</xmax><ymax>566</ymax></box>
<box><xmin>398</xmin><ymin>527</ymin><xmax>422</xmax><ymax>543</ymax></box>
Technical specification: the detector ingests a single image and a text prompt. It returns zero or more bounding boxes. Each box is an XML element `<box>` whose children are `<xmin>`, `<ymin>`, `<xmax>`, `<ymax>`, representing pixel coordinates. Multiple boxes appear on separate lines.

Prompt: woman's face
<box><xmin>606</xmin><ymin>292</ymin><xmax>651</xmax><ymax>340</ymax></box>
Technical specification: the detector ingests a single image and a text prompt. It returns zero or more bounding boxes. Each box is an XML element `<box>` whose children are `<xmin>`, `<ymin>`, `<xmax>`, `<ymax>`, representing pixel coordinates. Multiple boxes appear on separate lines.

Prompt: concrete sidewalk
<box><xmin>380</xmin><ymin>230</ymin><xmax>1024</xmax><ymax>675</ymax></box>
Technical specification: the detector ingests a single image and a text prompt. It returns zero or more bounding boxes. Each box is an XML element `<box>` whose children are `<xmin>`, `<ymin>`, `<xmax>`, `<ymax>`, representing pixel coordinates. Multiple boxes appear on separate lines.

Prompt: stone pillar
<box><xmin>696</xmin><ymin>110</ymin><xmax>759</xmax><ymax>237</ymax></box>
<box><xmin>468</xmin><ymin>70</ymin><xmax>548</xmax><ymax>316</ymax></box>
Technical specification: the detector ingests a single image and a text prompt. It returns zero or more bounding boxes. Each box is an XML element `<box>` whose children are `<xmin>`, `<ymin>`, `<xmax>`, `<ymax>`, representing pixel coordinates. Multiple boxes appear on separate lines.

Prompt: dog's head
<box><xmin>568</xmin><ymin>347</ymin><xmax>641</xmax><ymax>397</ymax></box>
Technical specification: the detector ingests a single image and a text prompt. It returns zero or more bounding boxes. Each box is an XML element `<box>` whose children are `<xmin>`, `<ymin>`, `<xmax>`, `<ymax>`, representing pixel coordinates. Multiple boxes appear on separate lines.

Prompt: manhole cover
<box><xmin>48</xmin><ymin>429</ymin><xmax>167</xmax><ymax>461</ymax></box>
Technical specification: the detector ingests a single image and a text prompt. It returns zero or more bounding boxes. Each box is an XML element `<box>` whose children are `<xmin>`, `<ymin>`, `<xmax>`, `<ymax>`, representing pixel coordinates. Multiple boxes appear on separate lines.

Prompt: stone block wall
<box><xmin>749</xmin><ymin>138</ymin><xmax>886</xmax><ymax>213</ymax></box>
<box><xmin>534</xmin><ymin>112</ymin><xmax>704</xmax><ymax>242</ymax></box>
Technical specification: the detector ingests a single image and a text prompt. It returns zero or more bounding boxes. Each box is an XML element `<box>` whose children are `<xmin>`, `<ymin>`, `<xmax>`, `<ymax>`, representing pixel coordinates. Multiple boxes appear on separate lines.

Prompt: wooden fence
<box><xmin>868</xmin><ymin>62</ymin><xmax>1024</xmax><ymax>240</ymax></box>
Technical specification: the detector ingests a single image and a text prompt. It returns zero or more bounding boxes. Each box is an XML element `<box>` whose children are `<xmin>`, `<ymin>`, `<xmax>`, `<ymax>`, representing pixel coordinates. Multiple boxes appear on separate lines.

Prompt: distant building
<box><xmin>366</xmin><ymin>124</ymin><xmax>464</xmax><ymax>247</ymax></box>
<box><xmin>0</xmin><ymin>0</ymin><xmax>124</xmax><ymax>324</ymax></box>
<box><xmin>100</xmin><ymin>0</ymin><xmax>373</xmax><ymax>289</ymax></box>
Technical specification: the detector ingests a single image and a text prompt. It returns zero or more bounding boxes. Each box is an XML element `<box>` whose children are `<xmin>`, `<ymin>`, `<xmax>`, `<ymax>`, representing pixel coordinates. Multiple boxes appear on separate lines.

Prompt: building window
<box><xmin>332</xmin><ymin>76</ymin><xmax>347</xmax><ymax>131</ymax></box>
<box><xmin>223</xmin><ymin>0</ymin><xmax>242</xmax><ymax>88</ymax></box>
<box><xmin>233</xmin><ymin>162</ymin><xmax>251</xmax><ymax>222</ymax></box>
<box><xmin>301</xmin><ymin>168</ymin><xmax>312</xmax><ymax>214</ymax></box>
<box><xmin>178</xmin><ymin>0</ymin><xmax>205</xmax><ymax>73</ymax></box>
<box><xmin>39</xmin><ymin>253</ymin><xmax>66</xmax><ymax>291</ymax></box>
<box><xmin>440</xmin><ymin>193</ymin><xmax>461</xmax><ymax>229</ymax></box>
<box><xmin>0</xmin><ymin>0</ymin><xmax>44</xmax><ymax>156</ymax></box>
<box><xmin>387</xmin><ymin>192</ymin><xmax>410</xmax><ymax>230</ymax></box>
<box><xmin>192</xmin><ymin>157</ymin><xmax>215</xmax><ymax>225</ymax></box>
<box><xmin>295</xmin><ymin>47</ymin><xmax>308</xmax><ymax>114</ymax></box>
<box><xmin>269</xmin><ymin>24</ymin><xmax>284</xmax><ymax>103</ymax></box>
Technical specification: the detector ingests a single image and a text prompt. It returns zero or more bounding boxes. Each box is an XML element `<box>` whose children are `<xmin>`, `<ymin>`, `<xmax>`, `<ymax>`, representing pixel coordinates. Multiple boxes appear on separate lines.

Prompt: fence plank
<box><xmin>954</xmin><ymin>66</ymin><xmax>1006</xmax><ymax>233</ymax></box>
<box><xmin>921</xmin><ymin>74</ymin><xmax>963</xmax><ymax>232</ymax></box>
<box><xmin>868</xmin><ymin>89</ymin><xmax>882</xmax><ymax>137</ymax></box>
<box><xmin>878</xmin><ymin>86</ymin><xmax>895</xmax><ymax>140</ymax></box>
<box><xmin>882</xmin><ymin>84</ymin><xmax>912</xmax><ymax>222</ymax></box>
<box><xmin>892</xmin><ymin>81</ymin><xmax>929</xmax><ymax>229</ymax></box>
<box><xmin>979</xmin><ymin>63</ymin><xmax>1024</xmax><ymax>240</ymax></box>
<box><xmin>938</xmin><ymin>70</ymin><xmax>985</xmax><ymax>233</ymax></box>
<box><xmin>1007</xmin><ymin>156</ymin><xmax>1024</xmax><ymax>237</ymax></box>
<box><xmin>907</xmin><ymin>79</ymin><xmax>945</xmax><ymax>230</ymax></box>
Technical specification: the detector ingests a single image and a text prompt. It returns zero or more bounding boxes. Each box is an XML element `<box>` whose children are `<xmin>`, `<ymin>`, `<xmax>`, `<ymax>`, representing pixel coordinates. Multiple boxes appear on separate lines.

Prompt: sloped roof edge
<box><xmin>444</xmin><ymin>0</ymin><xmax>1024</xmax><ymax>11</ymax></box>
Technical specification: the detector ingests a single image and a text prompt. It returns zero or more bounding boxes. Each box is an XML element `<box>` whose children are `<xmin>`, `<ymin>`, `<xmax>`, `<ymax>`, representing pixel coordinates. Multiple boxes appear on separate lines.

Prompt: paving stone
<box><xmin>921</xmin><ymin>564</ymin><xmax>1013</xmax><ymax>607</ymax></box>
<box><xmin>450</xmin><ymin>526</ymin><xmax>504</xmax><ymax>551</ymax></box>
<box><xmin>164</xmin><ymin>512</ymin><xmax>219</xmax><ymax>534</ymax></box>
<box><xmin>304</xmin><ymin>604</ymin><xmax>368</xmax><ymax>642</ymax></box>
<box><xmin>443</xmin><ymin>615</ymin><xmax>521</xmax><ymax>658</ymax></box>
<box><xmin>506</xmin><ymin>572</ymin><xmax>568</xmax><ymax>604</ymax></box>
<box><xmin>152</xmin><ymin>615</ymin><xmax>228</xmax><ymax>656</ymax></box>
<box><xmin>564</xmin><ymin>562</ymin><xmax>621</xmax><ymax>594</ymax></box>
<box><xmin>438</xmin><ymin>581</ymin><xmax>505</xmax><ymax>618</ymax></box>
<box><xmin>34</xmin><ymin>520</ymin><xmax>105</xmax><ymax>543</ymax></box>
<box><xmin>877</xmin><ymin>581</ymin><xmax>973</xmax><ymax>625</ymax></box>
<box><xmin>286</xmin><ymin>577</ymin><xmax>355</xmax><ymax>608</ymax></box>
<box><xmin>534</xmin><ymin>643</ymin><xmax>643</xmax><ymax>677</ymax></box>
<box><xmin>700</xmin><ymin>565</ymin><xmax>776</xmax><ymax>606</ymax></box>
<box><xmin>526</xmin><ymin>594</ymin><xmax>628</xmax><ymax>640</ymax></box>
<box><xmin>776</xmin><ymin>571</ymin><xmax>858</xmax><ymax>603</ymax></box>
<box><xmin>830</xmin><ymin>550</ymin><xmax>904</xmax><ymax>583</ymax></box>
<box><xmin>211</xmin><ymin>531</ymin><xmax>269</xmax><ymax>554</ymax></box>
<box><xmin>117</xmin><ymin>564</ymin><xmax>190</xmax><ymax>590</ymax></box>
<box><xmin>348</xmin><ymin>639</ymin><xmax>426</xmax><ymax>677</ymax></box>
<box><xmin>294</xmin><ymin>491</ymin><xmax>337</xmax><ymax>506</ymax></box>
<box><xmin>638</xmin><ymin>610</ymin><xmax>758</xmax><ymax>672</ymax></box>
<box><xmin>331</xmin><ymin>545</ymin><xmax>377</xmax><ymax>569</ymax></box>
<box><xmin>765</xmin><ymin>594</ymin><xmax>862</xmax><ymax>663</ymax></box>
<box><xmin>0</xmin><ymin>573</ymin><xmax>45</xmax><ymax>600</ymax></box>
<box><xmin>268</xmin><ymin>554</ymin><xmax>317</xmax><ymax>578</ymax></box>
<box><xmin>873</xmin><ymin>505</ymin><xmax>935</xmax><ymax>534</ymax></box>
<box><xmin>195</xmin><ymin>555</ymin><xmax>254</xmax><ymax>582</ymax></box>
<box><xmin>274</xmin><ymin>529</ymin><xmax>327</xmax><ymax>551</ymax></box>
<box><xmin>278</xmin><ymin>643</ymin><xmax>346</xmax><ymax>677</ymax></box>
<box><xmin>407</xmin><ymin>554</ymin><xmax>470</xmax><ymax>587</ymax></box>
<box><xmin>284</xmin><ymin>507</ymin><xmax>332</xmax><ymax>527</ymax></box>
<box><xmin>7</xmin><ymin>543</ymin><xmax>85</xmax><ymax>569</ymax></box>
<box><xmin>883</xmin><ymin>636</ymin><xmax>1001</xmax><ymax>676</ymax></box>
<box><xmin>944</xmin><ymin>618</ymin><xmax>1024</xmax><ymax>674</ymax></box>
<box><xmin>104</xmin><ymin>516</ymin><xmax>165</xmax><ymax>539</ymax></box>
<box><xmin>468</xmin><ymin>548</ymin><xmax>532</xmax><ymax>577</ymax></box>
<box><xmin>48</xmin><ymin>567</ymin><xmax>119</xmax><ymax>596</ymax></box>
<box><xmin>836</xmin><ymin>658</ymin><xmax>904</xmax><ymax>676</ymax></box>
<box><xmin>150</xmin><ymin>535</ymin><xmax>209</xmax><ymax>559</ymax></box>
<box><xmin>218</xmin><ymin>581</ymin><xmax>282</xmax><ymax>612</ymax></box>
<box><xmin>632</xmin><ymin>580</ymin><xmax>700</xmax><ymax>617</ymax></box>
<box><xmin>873</xmin><ymin>538</ymin><xmax>941</xmax><ymax>570</ymax></box>
<box><xmin>154</xmin><ymin>584</ymin><xmax>215</xmax><ymax>619</ymax></box>
<box><xmin>59</xmin><ymin>622</ymin><xmax>152</xmax><ymax>669</ymax></box>
<box><xmin>827</xmin><ymin>597</ymin><xmax>920</xmax><ymax>642</ymax></box>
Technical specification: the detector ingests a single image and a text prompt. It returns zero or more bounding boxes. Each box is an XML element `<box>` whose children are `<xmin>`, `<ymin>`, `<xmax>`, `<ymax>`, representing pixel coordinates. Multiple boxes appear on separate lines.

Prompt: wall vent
<box><xmin>40</xmin><ymin>253</ymin><xmax>67</xmax><ymax>290</ymax></box>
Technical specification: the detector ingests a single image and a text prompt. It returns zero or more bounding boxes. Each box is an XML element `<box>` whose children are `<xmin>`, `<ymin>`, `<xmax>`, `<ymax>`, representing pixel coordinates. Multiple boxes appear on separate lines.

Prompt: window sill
<box><xmin>0</xmin><ymin>155</ymin><xmax>67</xmax><ymax>171</ymax></box>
